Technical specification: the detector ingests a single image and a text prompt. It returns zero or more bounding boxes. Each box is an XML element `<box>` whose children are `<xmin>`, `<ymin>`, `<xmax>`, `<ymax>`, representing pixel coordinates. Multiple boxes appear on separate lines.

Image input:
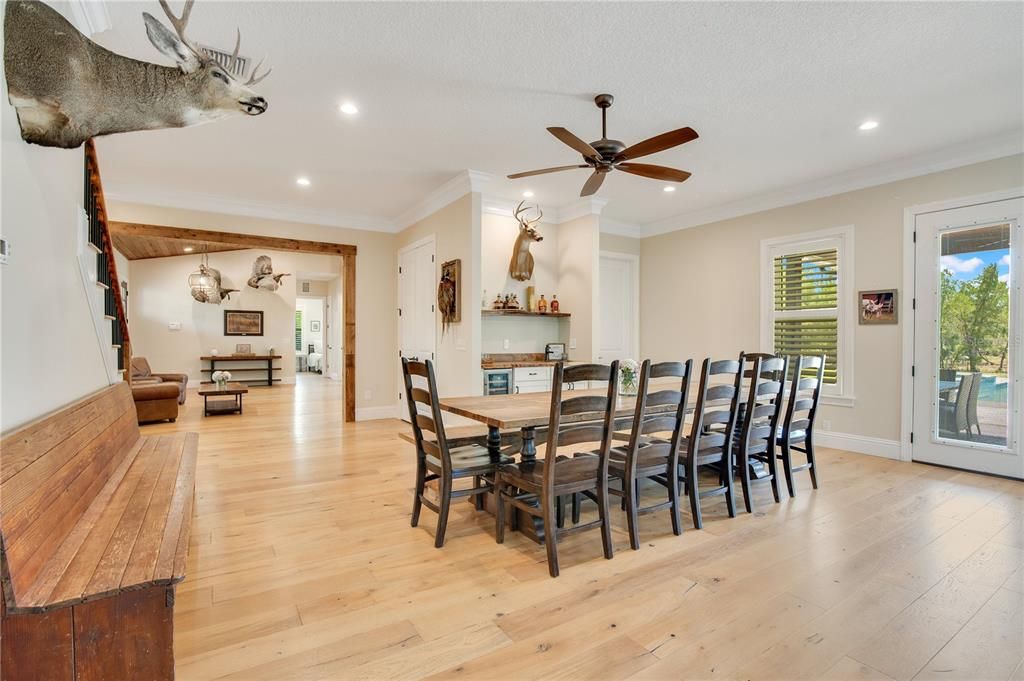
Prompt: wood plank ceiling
<box><xmin>111</xmin><ymin>232</ymin><xmax>245</xmax><ymax>260</ymax></box>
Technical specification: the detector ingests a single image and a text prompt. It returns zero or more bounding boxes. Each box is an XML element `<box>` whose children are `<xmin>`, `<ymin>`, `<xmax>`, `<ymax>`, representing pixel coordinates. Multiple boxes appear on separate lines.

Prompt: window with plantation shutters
<box><xmin>773</xmin><ymin>248</ymin><xmax>839</xmax><ymax>385</ymax></box>
<box><xmin>295</xmin><ymin>310</ymin><xmax>303</xmax><ymax>351</ymax></box>
<box><xmin>762</xmin><ymin>227</ymin><xmax>854</xmax><ymax>402</ymax></box>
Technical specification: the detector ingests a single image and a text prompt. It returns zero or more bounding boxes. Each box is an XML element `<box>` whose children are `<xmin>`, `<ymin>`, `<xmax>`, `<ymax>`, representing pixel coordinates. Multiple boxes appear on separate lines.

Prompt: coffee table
<box><xmin>197</xmin><ymin>382</ymin><xmax>249</xmax><ymax>416</ymax></box>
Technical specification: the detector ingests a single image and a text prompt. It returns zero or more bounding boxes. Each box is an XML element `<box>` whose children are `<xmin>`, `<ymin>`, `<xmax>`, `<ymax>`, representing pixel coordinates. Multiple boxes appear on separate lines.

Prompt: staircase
<box><xmin>81</xmin><ymin>139</ymin><xmax>131</xmax><ymax>383</ymax></box>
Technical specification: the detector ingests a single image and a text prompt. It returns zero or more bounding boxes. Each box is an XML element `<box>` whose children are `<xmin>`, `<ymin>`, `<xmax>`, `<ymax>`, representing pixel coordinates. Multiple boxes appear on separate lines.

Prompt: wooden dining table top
<box><xmin>439</xmin><ymin>388</ymin><xmax>671</xmax><ymax>430</ymax></box>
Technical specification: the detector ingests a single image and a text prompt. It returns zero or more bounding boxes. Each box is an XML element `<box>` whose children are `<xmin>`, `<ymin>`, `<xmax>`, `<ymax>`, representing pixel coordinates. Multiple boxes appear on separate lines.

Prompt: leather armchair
<box><xmin>131</xmin><ymin>357</ymin><xmax>188</xmax><ymax>405</ymax></box>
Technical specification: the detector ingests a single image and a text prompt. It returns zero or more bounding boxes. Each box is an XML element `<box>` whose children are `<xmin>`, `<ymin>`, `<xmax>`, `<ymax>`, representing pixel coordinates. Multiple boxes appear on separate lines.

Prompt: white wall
<box><xmin>127</xmin><ymin>249</ymin><xmax>340</xmax><ymax>385</ymax></box>
<box><xmin>556</xmin><ymin>214</ymin><xmax>601</xmax><ymax>361</ymax></box>
<box><xmin>640</xmin><ymin>154</ymin><xmax>1024</xmax><ymax>444</ymax></box>
<box><xmin>1</xmin><ymin>10</ymin><xmax>111</xmax><ymax>430</ymax></box>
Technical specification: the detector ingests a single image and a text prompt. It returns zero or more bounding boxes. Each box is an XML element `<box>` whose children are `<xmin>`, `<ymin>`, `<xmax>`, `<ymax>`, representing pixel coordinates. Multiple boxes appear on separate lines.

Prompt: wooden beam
<box><xmin>343</xmin><ymin>253</ymin><xmax>356</xmax><ymax>423</ymax></box>
<box><xmin>108</xmin><ymin>222</ymin><xmax>357</xmax><ymax>257</ymax></box>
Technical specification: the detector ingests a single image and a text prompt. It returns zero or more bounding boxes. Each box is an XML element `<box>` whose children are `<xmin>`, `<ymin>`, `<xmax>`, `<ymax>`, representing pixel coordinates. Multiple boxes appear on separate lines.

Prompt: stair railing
<box><xmin>84</xmin><ymin>139</ymin><xmax>131</xmax><ymax>383</ymax></box>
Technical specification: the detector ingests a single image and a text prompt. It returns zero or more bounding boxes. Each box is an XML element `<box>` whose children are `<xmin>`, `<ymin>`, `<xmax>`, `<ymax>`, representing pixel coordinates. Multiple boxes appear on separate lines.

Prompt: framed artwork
<box><xmin>859</xmin><ymin>289</ymin><xmax>898</xmax><ymax>324</ymax></box>
<box><xmin>438</xmin><ymin>258</ymin><xmax>461</xmax><ymax>332</ymax></box>
<box><xmin>234</xmin><ymin>343</ymin><xmax>252</xmax><ymax>355</ymax></box>
<box><xmin>224</xmin><ymin>309</ymin><xmax>264</xmax><ymax>336</ymax></box>
<box><xmin>310</xmin><ymin>320</ymin><xmax>321</xmax><ymax>332</ymax></box>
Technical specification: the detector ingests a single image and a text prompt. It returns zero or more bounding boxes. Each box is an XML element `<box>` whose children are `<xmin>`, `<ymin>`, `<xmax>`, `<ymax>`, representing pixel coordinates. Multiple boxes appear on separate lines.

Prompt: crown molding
<box><xmin>104</xmin><ymin>187</ymin><xmax>396</xmax><ymax>233</ymax></box>
<box><xmin>599</xmin><ymin>217</ymin><xmax>644</xmax><ymax>238</ymax></box>
<box><xmin>557</xmin><ymin>197</ymin><xmax>608</xmax><ymax>224</ymax></box>
<box><xmin>395</xmin><ymin>170</ymin><xmax>494</xmax><ymax>230</ymax></box>
<box><xmin>68</xmin><ymin>0</ymin><xmax>111</xmax><ymax>36</ymax></box>
<box><xmin>644</xmin><ymin>130</ymin><xmax>1023</xmax><ymax>237</ymax></box>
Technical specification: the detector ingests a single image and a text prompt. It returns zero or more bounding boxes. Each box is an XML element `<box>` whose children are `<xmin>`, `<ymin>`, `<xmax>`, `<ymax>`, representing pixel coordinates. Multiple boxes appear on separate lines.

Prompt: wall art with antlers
<box><xmin>3</xmin><ymin>0</ymin><xmax>271</xmax><ymax>149</ymax></box>
<box><xmin>508</xmin><ymin>201</ymin><xmax>544</xmax><ymax>282</ymax></box>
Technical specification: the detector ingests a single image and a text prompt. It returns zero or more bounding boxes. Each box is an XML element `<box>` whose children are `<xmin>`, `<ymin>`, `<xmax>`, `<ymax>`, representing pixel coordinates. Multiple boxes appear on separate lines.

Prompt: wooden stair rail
<box><xmin>84</xmin><ymin>139</ymin><xmax>131</xmax><ymax>383</ymax></box>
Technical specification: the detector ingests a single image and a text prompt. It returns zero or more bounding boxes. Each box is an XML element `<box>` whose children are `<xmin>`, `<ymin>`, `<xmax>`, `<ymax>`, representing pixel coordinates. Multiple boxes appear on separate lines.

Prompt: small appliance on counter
<box><xmin>545</xmin><ymin>343</ymin><xmax>566</xmax><ymax>361</ymax></box>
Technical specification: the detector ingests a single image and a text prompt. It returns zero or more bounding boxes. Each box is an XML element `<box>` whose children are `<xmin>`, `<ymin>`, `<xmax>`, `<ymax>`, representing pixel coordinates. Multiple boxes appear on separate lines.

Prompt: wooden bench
<box><xmin>0</xmin><ymin>382</ymin><xmax>198</xmax><ymax>681</ymax></box>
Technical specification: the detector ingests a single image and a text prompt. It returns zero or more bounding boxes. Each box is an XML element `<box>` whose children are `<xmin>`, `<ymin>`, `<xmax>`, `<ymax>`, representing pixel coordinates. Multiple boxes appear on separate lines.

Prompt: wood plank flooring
<box><xmin>144</xmin><ymin>375</ymin><xmax>1024</xmax><ymax>681</ymax></box>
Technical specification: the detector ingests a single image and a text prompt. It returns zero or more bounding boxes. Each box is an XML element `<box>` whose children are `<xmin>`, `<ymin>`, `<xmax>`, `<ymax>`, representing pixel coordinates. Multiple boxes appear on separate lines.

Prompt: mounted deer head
<box><xmin>4</xmin><ymin>0</ymin><xmax>271</xmax><ymax>148</ymax></box>
<box><xmin>508</xmin><ymin>201</ymin><xmax>544</xmax><ymax>282</ymax></box>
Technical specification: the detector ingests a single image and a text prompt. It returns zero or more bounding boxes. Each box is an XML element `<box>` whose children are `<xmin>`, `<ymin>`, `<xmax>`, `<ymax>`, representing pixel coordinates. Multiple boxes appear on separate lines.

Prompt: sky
<box><xmin>941</xmin><ymin>249</ymin><xmax>1011</xmax><ymax>284</ymax></box>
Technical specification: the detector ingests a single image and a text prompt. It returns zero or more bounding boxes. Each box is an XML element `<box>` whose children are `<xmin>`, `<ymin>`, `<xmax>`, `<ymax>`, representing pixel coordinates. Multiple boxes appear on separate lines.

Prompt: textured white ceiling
<box><xmin>91</xmin><ymin>1</ymin><xmax>1023</xmax><ymax>233</ymax></box>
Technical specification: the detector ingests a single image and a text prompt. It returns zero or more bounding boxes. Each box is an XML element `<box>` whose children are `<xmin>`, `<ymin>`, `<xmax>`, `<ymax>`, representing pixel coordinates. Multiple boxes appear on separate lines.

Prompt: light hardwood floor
<box><xmin>147</xmin><ymin>374</ymin><xmax>1024</xmax><ymax>681</ymax></box>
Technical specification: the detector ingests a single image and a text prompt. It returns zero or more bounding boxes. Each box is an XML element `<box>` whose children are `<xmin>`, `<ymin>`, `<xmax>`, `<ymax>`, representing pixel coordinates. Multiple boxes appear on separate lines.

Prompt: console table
<box><xmin>200</xmin><ymin>354</ymin><xmax>282</xmax><ymax>386</ymax></box>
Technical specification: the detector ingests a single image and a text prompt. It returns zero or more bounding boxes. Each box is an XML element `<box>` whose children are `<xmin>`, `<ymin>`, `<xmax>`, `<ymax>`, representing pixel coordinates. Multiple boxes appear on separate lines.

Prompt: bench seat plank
<box><xmin>7</xmin><ymin>433</ymin><xmax>198</xmax><ymax>613</ymax></box>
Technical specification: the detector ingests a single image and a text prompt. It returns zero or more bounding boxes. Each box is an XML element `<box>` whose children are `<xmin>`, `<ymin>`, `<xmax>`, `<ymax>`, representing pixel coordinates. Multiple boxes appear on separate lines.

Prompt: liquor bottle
<box><xmin>550</xmin><ymin>295</ymin><xmax>560</xmax><ymax>313</ymax></box>
<box><xmin>538</xmin><ymin>295</ymin><xmax>547</xmax><ymax>313</ymax></box>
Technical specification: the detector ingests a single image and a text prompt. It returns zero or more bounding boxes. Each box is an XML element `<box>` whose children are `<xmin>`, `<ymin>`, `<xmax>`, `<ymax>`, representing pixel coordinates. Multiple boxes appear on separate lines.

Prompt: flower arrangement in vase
<box><xmin>619</xmin><ymin>359</ymin><xmax>639</xmax><ymax>396</ymax></box>
<box><xmin>211</xmin><ymin>370</ymin><xmax>232</xmax><ymax>390</ymax></box>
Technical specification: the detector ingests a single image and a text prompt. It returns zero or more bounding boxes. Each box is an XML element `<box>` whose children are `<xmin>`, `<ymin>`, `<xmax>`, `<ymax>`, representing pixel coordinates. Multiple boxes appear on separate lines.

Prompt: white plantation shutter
<box><xmin>772</xmin><ymin>248</ymin><xmax>839</xmax><ymax>384</ymax></box>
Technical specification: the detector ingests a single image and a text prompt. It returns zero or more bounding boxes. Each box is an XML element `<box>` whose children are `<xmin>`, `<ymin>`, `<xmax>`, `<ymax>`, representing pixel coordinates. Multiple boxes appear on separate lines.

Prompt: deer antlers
<box><xmin>513</xmin><ymin>200</ymin><xmax>542</xmax><ymax>227</ymax></box>
<box><xmin>158</xmin><ymin>0</ymin><xmax>271</xmax><ymax>84</ymax></box>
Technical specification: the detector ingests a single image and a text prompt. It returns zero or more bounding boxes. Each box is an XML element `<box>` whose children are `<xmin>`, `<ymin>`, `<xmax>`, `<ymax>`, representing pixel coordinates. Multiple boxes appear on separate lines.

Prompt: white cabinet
<box><xmin>514</xmin><ymin>366</ymin><xmax>553</xmax><ymax>394</ymax></box>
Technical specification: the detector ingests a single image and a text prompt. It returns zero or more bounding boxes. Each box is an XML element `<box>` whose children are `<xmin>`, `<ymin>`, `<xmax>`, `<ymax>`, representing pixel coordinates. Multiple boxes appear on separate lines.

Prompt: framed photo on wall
<box><xmin>224</xmin><ymin>309</ymin><xmax>264</xmax><ymax>336</ymax></box>
<box><xmin>858</xmin><ymin>289</ymin><xmax>898</xmax><ymax>324</ymax></box>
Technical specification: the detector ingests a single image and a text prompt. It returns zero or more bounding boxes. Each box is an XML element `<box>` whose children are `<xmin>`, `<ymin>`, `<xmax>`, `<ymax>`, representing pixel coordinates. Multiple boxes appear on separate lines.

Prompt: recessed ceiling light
<box><xmin>183</xmin><ymin>246</ymin><xmax>194</xmax><ymax>253</ymax></box>
<box><xmin>858</xmin><ymin>120</ymin><xmax>879</xmax><ymax>131</ymax></box>
<box><xmin>339</xmin><ymin>102</ymin><xmax>359</xmax><ymax>115</ymax></box>
<box><xmin>522</xmin><ymin>190</ymin><xmax>534</xmax><ymax>198</ymax></box>
<box><xmin>296</xmin><ymin>176</ymin><xmax>311</xmax><ymax>187</ymax></box>
<box><xmin>663</xmin><ymin>186</ymin><xmax>676</xmax><ymax>193</ymax></box>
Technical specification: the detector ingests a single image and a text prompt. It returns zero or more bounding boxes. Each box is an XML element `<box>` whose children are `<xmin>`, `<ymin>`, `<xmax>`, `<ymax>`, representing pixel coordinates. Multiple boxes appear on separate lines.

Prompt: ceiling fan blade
<box><xmin>616</xmin><ymin>127</ymin><xmax>698</xmax><ymax>162</ymax></box>
<box><xmin>507</xmin><ymin>164</ymin><xmax>589</xmax><ymax>179</ymax></box>
<box><xmin>616</xmin><ymin>163</ymin><xmax>692</xmax><ymax>183</ymax></box>
<box><xmin>580</xmin><ymin>171</ymin><xmax>606</xmax><ymax>197</ymax></box>
<box><xmin>547</xmin><ymin>127</ymin><xmax>603</xmax><ymax>161</ymax></box>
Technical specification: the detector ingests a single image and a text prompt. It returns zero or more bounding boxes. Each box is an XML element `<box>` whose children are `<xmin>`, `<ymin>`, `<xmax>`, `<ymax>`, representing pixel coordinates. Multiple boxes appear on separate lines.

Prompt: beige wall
<box><xmin>397</xmin><ymin>194</ymin><xmax>482</xmax><ymax>397</ymax></box>
<box><xmin>640</xmin><ymin>154</ymin><xmax>1024</xmax><ymax>442</ymax></box>
<box><xmin>556</xmin><ymin>214</ymin><xmax>601</xmax><ymax>361</ymax></box>
<box><xmin>600</xmin><ymin>232</ymin><xmax>642</xmax><ymax>256</ymax></box>
<box><xmin>106</xmin><ymin>201</ymin><xmax>397</xmax><ymax>413</ymax></box>
<box><xmin>128</xmin><ymin>249</ymin><xmax>340</xmax><ymax>384</ymax></box>
<box><xmin>1</xmin><ymin>54</ymin><xmax>111</xmax><ymax>430</ymax></box>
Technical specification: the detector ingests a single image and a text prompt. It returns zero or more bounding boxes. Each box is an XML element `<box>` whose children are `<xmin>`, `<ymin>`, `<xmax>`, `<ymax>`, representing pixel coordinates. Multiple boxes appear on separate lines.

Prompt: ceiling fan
<box><xmin>507</xmin><ymin>94</ymin><xmax>699</xmax><ymax>197</ymax></box>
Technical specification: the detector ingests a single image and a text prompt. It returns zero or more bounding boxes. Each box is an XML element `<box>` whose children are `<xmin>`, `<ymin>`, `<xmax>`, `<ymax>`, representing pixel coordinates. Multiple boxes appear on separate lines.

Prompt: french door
<box><xmin>912</xmin><ymin>196</ymin><xmax>1022</xmax><ymax>478</ymax></box>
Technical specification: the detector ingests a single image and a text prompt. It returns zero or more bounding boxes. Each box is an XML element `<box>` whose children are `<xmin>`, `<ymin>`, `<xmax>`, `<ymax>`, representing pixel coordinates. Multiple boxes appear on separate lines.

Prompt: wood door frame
<box><xmin>109</xmin><ymin>221</ymin><xmax>358</xmax><ymax>421</ymax></box>
<box><xmin>900</xmin><ymin>186</ymin><xmax>1024</xmax><ymax>463</ymax></box>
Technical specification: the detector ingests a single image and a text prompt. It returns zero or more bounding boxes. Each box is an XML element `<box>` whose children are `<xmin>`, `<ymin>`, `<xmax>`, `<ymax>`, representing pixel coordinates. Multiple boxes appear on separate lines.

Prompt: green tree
<box><xmin>940</xmin><ymin>263</ymin><xmax>1009</xmax><ymax>373</ymax></box>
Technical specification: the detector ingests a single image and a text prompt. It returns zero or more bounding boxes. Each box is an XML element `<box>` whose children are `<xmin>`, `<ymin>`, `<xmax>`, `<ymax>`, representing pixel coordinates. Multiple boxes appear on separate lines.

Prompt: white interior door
<box><xmin>912</xmin><ymin>196</ymin><xmax>1022</xmax><ymax>478</ymax></box>
<box><xmin>597</xmin><ymin>252</ymin><xmax>639</xmax><ymax>363</ymax></box>
<box><xmin>398</xmin><ymin>238</ymin><xmax>436</xmax><ymax>419</ymax></box>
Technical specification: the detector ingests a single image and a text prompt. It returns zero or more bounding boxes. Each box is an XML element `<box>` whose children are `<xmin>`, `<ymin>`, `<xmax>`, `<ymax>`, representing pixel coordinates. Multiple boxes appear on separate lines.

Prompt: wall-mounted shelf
<box><xmin>482</xmin><ymin>309</ymin><xmax>570</xmax><ymax>318</ymax></box>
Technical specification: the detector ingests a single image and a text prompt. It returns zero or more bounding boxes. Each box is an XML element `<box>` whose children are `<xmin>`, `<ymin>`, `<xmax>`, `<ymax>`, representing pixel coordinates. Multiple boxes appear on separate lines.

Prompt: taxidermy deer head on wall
<box><xmin>508</xmin><ymin>201</ymin><xmax>544</xmax><ymax>282</ymax></box>
<box><xmin>3</xmin><ymin>0</ymin><xmax>271</xmax><ymax>149</ymax></box>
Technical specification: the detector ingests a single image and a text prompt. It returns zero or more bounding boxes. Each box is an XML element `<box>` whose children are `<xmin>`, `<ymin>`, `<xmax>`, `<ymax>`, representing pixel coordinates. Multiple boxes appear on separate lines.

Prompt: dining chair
<box><xmin>607</xmin><ymin>360</ymin><xmax>692</xmax><ymax>550</ymax></box>
<box><xmin>966</xmin><ymin>371</ymin><xmax>983</xmax><ymax>437</ymax></box>
<box><xmin>678</xmin><ymin>356</ymin><xmax>743</xmax><ymax>529</ymax></box>
<box><xmin>735</xmin><ymin>354</ymin><xmax>788</xmax><ymax>512</ymax></box>
<box><xmin>402</xmin><ymin>358</ymin><xmax>514</xmax><ymax>548</ymax></box>
<box><xmin>494</xmin><ymin>362</ymin><xmax>620</xmax><ymax>578</ymax></box>
<box><xmin>939</xmin><ymin>372</ymin><xmax>974</xmax><ymax>439</ymax></box>
<box><xmin>775</xmin><ymin>354</ymin><xmax>825</xmax><ymax>497</ymax></box>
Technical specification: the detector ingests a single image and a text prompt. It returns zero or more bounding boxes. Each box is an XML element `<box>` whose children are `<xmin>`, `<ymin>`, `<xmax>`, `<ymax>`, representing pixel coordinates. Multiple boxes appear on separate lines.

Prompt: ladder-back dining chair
<box><xmin>776</xmin><ymin>354</ymin><xmax>825</xmax><ymax>497</ymax></box>
<box><xmin>735</xmin><ymin>354</ymin><xmax>788</xmax><ymax>512</ymax></box>
<box><xmin>494</xmin><ymin>362</ymin><xmax>620</xmax><ymax>577</ymax></box>
<box><xmin>402</xmin><ymin>358</ymin><xmax>514</xmax><ymax>548</ymax></box>
<box><xmin>679</xmin><ymin>356</ymin><xmax>743</xmax><ymax>529</ymax></box>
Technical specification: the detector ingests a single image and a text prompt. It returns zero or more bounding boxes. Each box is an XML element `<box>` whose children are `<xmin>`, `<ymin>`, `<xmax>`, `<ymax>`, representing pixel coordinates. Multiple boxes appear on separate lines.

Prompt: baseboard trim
<box><xmin>816</xmin><ymin>430</ymin><xmax>901</xmax><ymax>460</ymax></box>
<box><xmin>356</xmin><ymin>404</ymin><xmax>399</xmax><ymax>421</ymax></box>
